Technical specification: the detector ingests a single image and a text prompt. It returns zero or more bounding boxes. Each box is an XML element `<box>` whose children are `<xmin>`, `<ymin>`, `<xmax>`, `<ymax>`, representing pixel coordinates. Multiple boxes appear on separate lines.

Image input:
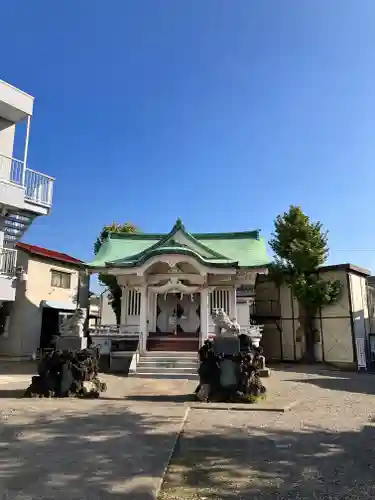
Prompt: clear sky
<box><xmin>2</xmin><ymin>1</ymin><xmax>375</xmax><ymax>288</ymax></box>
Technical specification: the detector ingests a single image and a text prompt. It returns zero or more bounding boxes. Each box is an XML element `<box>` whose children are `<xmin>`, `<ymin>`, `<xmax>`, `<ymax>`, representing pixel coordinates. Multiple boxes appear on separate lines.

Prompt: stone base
<box><xmin>56</xmin><ymin>336</ymin><xmax>87</xmax><ymax>351</ymax></box>
<box><xmin>109</xmin><ymin>353</ymin><xmax>132</xmax><ymax>374</ymax></box>
<box><xmin>258</xmin><ymin>367</ymin><xmax>271</xmax><ymax>378</ymax></box>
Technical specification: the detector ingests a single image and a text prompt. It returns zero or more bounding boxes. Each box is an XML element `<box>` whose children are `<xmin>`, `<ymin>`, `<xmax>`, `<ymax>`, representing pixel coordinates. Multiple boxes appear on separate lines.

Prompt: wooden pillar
<box><xmin>153</xmin><ymin>293</ymin><xmax>158</xmax><ymax>331</ymax></box>
<box><xmin>120</xmin><ymin>286</ymin><xmax>127</xmax><ymax>326</ymax></box>
<box><xmin>139</xmin><ymin>286</ymin><xmax>148</xmax><ymax>351</ymax></box>
<box><xmin>200</xmin><ymin>288</ymin><xmax>209</xmax><ymax>344</ymax></box>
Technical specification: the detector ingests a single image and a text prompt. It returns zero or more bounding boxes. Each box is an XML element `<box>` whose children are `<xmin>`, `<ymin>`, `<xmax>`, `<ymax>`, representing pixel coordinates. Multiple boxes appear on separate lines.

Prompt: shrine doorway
<box><xmin>155</xmin><ymin>292</ymin><xmax>201</xmax><ymax>335</ymax></box>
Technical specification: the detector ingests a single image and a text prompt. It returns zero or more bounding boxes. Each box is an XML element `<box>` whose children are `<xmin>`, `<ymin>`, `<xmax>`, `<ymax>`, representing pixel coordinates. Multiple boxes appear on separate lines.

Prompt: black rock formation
<box><xmin>24</xmin><ymin>347</ymin><xmax>107</xmax><ymax>398</ymax></box>
<box><xmin>195</xmin><ymin>337</ymin><xmax>267</xmax><ymax>403</ymax></box>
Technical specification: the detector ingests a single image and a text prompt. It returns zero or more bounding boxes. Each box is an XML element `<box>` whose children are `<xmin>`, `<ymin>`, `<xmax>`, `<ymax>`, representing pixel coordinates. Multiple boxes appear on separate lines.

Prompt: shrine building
<box><xmin>87</xmin><ymin>219</ymin><xmax>270</xmax><ymax>353</ymax></box>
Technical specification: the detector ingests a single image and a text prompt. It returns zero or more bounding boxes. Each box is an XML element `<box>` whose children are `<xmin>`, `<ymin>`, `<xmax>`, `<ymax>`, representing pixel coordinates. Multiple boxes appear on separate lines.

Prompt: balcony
<box><xmin>0</xmin><ymin>153</ymin><xmax>54</xmax><ymax>208</ymax></box>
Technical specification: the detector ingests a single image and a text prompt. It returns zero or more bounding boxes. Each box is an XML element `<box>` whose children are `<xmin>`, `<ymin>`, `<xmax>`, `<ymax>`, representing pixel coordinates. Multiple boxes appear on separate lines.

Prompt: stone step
<box><xmin>137</xmin><ymin>360</ymin><xmax>198</xmax><ymax>369</ymax></box>
<box><xmin>135</xmin><ymin>365</ymin><xmax>197</xmax><ymax>374</ymax></box>
<box><xmin>134</xmin><ymin>348</ymin><xmax>199</xmax><ymax>380</ymax></box>
<box><xmin>148</xmin><ymin>331</ymin><xmax>199</xmax><ymax>338</ymax></box>
<box><xmin>142</xmin><ymin>351</ymin><xmax>197</xmax><ymax>358</ymax></box>
<box><xmin>130</xmin><ymin>372</ymin><xmax>198</xmax><ymax>380</ymax></box>
<box><xmin>147</xmin><ymin>340</ymin><xmax>199</xmax><ymax>351</ymax></box>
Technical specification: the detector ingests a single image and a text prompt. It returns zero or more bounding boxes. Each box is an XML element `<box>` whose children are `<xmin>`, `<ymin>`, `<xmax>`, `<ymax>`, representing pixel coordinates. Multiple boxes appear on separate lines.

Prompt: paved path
<box><xmin>160</xmin><ymin>367</ymin><xmax>375</xmax><ymax>499</ymax></box>
<box><xmin>0</xmin><ymin>399</ymin><xmax>187</xmax><ymax>500</ymax></box>
<box><xmin>0</xmin><ymin>367</ymin><xmax>193</xmax><ymax>499</ymax></box>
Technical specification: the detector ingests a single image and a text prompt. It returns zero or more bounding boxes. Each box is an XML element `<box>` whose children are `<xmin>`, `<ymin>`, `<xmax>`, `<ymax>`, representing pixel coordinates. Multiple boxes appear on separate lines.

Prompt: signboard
<box><xmin>355</xmin><ymin>338</ymin><xmax>367</xmax><ymax>370</ymax></box>
<box><xmin>213</xmin><ymin>335</ymin><xmax>240</xmax><ymax>356</ymax></box>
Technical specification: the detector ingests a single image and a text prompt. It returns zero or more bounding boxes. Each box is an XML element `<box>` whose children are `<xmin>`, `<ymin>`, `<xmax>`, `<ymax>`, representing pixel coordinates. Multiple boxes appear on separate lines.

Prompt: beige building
<box><xmin>88</xmin><ymin>293</ymin><xmax>101</xmax><ymax>328</ymax></box>
<box><xmin>257</xmin><ymin>264</ymin><xmax>371</xmax><ymax>369</ymax></box>
<box><xmin>0</xmin><ymin>242</ymin><xmax>87</xmax><ymax>357</ymax></box>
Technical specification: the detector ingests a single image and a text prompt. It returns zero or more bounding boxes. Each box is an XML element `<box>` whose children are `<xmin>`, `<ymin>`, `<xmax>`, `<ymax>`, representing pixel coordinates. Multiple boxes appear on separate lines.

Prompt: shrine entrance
<box><xmin>147</xmin><ymin>292</ymin><xmax>201</xmax><ymax>351</ymax></box>
<box><xmin>156</xmin><ymin>292</ymin><xmax>201</xmax><ymax>335</ymax></box>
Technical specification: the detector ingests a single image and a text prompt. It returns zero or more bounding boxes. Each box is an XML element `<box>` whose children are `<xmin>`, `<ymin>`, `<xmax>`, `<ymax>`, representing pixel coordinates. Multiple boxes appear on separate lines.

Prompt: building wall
<box><xmin>1</xmin><ymin>252</ymin><xmax>80</xmax><ymax>356</ymax></box>
<box><xmin>236</xmin><ymin>301</ymin><xmax>250</xmax><ymax>330</ymax></box>
<box><xmin>254</xmin><ymin>278</ymin><xmax>284</xmax><ymax>361</ymax></box>
<box><xmin>0</xmin><ymin>79</ymin><xmax>34</xmax><ymax>118</ymax></box>
<box><xmin>0</xmin><ymin>119</ymin><xmax>15</xmax><ymax>158</ymax></box>
<box><xmin>315</xmin><ymin>269</ymin><xmax>354</xmax><ymax>365</ymax></box>
<box><xmin>256</xmin><ymin>266</ymin><xmax>370</xmax><ymax>367</ymax></box>
<box><xmin>0</xmin><ymin>249</ymin><xmax>29</xmax><ymax>356</ymax></box>
<box><xmin>0</xmin><ymin>275</ymin><xmax>16</xmax><ymax>302</ymax></box>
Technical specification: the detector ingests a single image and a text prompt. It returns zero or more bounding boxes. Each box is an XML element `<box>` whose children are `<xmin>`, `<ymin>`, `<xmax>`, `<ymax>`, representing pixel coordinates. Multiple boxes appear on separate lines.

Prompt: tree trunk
<box><xmin>110</xmin><ymin>284</ymin><xmax>122</xmax><ymax>325</ymax></box>
<box><xmin>114</xmin><ymin>300</ymin><xmax>121</xmax><ymax>326</ymax></box>
<box><xmin>300</xmin><ymin>304</ymin><xmax>316</xmax><ymax>363</ymax></box>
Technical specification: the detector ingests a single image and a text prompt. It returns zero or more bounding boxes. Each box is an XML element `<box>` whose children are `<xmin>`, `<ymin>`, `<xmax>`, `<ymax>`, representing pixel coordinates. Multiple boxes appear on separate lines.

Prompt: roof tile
<box><xmin>16</xmin><ymin>242</ymin><xmax>83</xmax><ymax>266</ymax></box>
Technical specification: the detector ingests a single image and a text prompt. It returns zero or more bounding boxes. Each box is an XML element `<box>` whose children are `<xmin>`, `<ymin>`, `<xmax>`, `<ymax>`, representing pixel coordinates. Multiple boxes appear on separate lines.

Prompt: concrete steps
<box><xmin>131</xmin><ymin>351</ymin><xmax>199</xmax><ymax>380</ymax></box>
<box><xmin>147</xmin><ymin>338</ymin><xmax>199</xmax><ymax>352</ymax></box>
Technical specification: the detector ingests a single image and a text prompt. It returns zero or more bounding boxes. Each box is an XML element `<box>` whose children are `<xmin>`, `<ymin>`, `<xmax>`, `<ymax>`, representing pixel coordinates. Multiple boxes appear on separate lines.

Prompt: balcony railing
<box><xmin>0</xmin><ymin>153</ymin><xmax>54</xmax><ymax>207</ymax></box>
<box><xmin>0</xmin><ymin>248</ymin><xmax>17</xmax><ymax>275</ymax></box>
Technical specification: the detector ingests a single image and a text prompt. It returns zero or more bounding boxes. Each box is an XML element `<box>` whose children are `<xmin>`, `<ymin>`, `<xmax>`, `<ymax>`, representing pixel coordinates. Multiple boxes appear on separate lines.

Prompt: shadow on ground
<box><xmin>0</xmin><ymin>361</ymin><xmax>37</xmax><ymax>375</ymax></box>
<box><xmin>160</xmin><ymin>418</ymin><xmax>375</xmax><ymax>499</ymax></box>
<box><xmin>0</xmin><ymin>388</ymin><xmax>25</xmax><ymax>398</ymax></box>
<box><xmin>124</xmin><ymin>394</ymin><xmax>194</xmax><ymax>403</ymax></box>
<box><xmin>269</xmin><ymin>363</ymin><xmax>352</xmax><ymax>375</ymax></box>
<box><xmin>0</xmin><ymin>402</ymin><xmax>186</xmax><ymax>500</ymax></box>
<box><xmin>285</xmin><ymin>373</ymin><xmax>375</xmax><ymax>396</ymax></box>
<box><xmin>0</xmin><ymin>396</ymin><xmax>374</xmax><ymax>499</ymax></box>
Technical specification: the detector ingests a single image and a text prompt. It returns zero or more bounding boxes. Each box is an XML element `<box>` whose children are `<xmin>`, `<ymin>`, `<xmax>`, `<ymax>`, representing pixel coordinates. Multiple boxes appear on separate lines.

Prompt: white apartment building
<box><xmin>0</xmin><ymin>79</ymin><xmax>54</xmax><ymax>305</ymax></box>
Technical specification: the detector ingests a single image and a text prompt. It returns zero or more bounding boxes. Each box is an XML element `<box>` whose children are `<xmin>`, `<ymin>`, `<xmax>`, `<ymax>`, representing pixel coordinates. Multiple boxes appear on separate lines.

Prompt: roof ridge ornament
<box><xmin>175</xmin><ymin>217</ymin><xmax>184</xmax><ymax>230</ymax></box>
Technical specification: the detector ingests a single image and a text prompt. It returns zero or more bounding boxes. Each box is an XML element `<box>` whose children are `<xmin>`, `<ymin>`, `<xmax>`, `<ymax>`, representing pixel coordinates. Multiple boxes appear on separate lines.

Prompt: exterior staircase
<box><xmin>130</xmin><ymin>351</ymin><xmax>199</xmax><ymax>380</ymax></box>
<box><xmin>3</xmin><ymin>210</ymin><xmax>35</xmax><ymax>245</ymax></box>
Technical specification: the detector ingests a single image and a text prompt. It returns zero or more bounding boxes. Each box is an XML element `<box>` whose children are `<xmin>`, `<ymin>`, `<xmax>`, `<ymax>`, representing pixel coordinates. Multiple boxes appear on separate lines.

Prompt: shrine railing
<box><xmin>89</xmin><ymin>325</ymin><xmax>140</xmax><ymax>338</ymax></box>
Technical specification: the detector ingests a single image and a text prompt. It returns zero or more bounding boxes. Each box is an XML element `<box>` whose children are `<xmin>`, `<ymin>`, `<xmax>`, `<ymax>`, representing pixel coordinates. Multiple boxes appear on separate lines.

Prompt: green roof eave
<box><xmin>107</xmin><ymin>228</ymin><xmax>261</xmax><ymax>241</ymax></box>
<box><xmin>238</xmin><ymin>263</ymin><xmax>271</xmax><ymax>269</ymax></box>
<box><xmin>130</xmin><ymin>219</ymin><xmax>229</xmax><ymax>261</ymax></box>
<box><xmin>107</xmin><ymin>219</ymin><xmax>235</xmax><ymax>262</ymax></box>
<box><xmin>107</xmin><ymin>246</ymin><xmax>238</xmax><ymax>269</ymax></box>
<box><xmin>85</xmin><ymin>221</ymin><xmax>270</xmax><ymax>269</ymax></box>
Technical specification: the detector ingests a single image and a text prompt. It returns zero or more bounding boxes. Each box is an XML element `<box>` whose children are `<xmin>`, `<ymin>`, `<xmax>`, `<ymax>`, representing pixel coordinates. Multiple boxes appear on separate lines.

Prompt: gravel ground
<box><xmin>159</xmin><ymin>367</ymin><xmax>375</xmax><ymax>500</ymax></box>
<box><xmin>1</xmin><ymin>363</ymin><xmax>375</xmax><ymax>499</ymax></box>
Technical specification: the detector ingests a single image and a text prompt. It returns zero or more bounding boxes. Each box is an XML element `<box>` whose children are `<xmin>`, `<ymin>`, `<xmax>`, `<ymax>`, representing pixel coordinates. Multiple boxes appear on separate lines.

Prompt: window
<box><xmin>210</xmin><ymin>288</ymin><xmax>230</xmax><ymax>315</ymax></box>
<box><xmin>51</xmin><ymin>270</ymin><xmax>71</xmax><ymax>289</ymax></box>
<box><xmin>127</xmin><ymin>289</ymin><xmax>141</xmax><ymax>316</ymax></box>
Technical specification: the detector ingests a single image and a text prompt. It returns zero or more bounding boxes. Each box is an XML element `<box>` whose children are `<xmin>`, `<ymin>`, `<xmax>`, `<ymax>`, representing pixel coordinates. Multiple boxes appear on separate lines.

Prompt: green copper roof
<box><xmin>87</xmin><ymin>219</ymin><xmax>270</xmax><ymax>269</ymax></box>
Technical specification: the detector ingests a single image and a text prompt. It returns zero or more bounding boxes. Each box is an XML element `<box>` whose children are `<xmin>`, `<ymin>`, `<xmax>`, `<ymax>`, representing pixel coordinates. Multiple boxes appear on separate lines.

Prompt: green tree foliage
<box><xmin>94</xmin><ymin>222</ymin><xmax>138</xmax><ymax>324</ymax></box>
<box><xmin>269</xmin><ymin>206</ymin><xmax>342</xmax><ymax>362</ymax></box>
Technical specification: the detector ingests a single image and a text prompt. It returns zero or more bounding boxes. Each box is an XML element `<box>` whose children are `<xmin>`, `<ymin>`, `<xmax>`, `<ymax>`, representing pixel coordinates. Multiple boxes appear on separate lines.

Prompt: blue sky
<box><xmin>2</xmin><ymin>1</ymin><xmax>375</xmax><ymax>289</ymax></box>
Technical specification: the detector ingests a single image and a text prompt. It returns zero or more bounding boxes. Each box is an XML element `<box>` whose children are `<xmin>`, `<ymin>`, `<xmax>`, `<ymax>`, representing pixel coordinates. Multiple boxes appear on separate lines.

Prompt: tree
<box><xmin>94</xmin><ymin>222</ymin><xmax>138</xmax><ymax>324</ymax></box>
<box><xmin>269</xmin><ymin>205</ymin><xmax>342</xmax><ymax>362</ymax></box>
